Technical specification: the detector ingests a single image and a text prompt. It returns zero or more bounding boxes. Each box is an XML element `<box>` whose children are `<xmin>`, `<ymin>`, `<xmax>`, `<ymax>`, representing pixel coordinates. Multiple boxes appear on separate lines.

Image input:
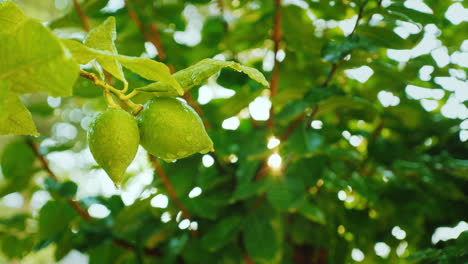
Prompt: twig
<box><xmin>217</xmin><ymin>0</ymin><xmax>229</xmax><ymax>32</ymax></box>
<box><xmin>148</xmin><ymin>23</ymin><xmax>167</xmax><ymax>61</ymax></box>
<box><xmin>113</xmin><ymin>239</ymin><xmax>162</xmax><ymax>257</ymax></box>
<box><xmin>72</xmin><ymin>0</ymin><xmax>89</xmax><ymax>32</ymax></box>
<box><xmin>267</xmin><ymin>0</ymin><xmax>282</xmax><ymax>130</ymax></box>
<box><xmin>321</xmin><ymin>0</ymin><xmax>368</xmax><ymax>89</ymax></box>
<box><xmin>359</xmin><ymin>120</ymin><xmax>385</xmax><ymax>175</ymax></box>
<box><xmin>125</xmin><ymin>1</ymin><xmax>159</xmax><ymax>53</ymax></box>
<box><xmin>148</xmin><ymin>155</ymin><xmax>196</xmax><ymax>229</ymax></box>
<box><xmin>321</xmin><ymin>63</ymin><xmax>338</xmax><ymax>88</ymax></box>
<box><xmin>280</xmin><ymin>113</ymin><xmax>305</xmax><ymax>141</ymax></box>
<box><xmin>371</xmin><ymin>119</ymin><xmax>385</xmax><ymax>139</ymax></box>
<box><xmin>26</xmin><ymin>139</ymin><xmax>92</xmax><ymax>221</ymax></box>
<box><xmin>350</xmin><ymin>0</ymin><xmax>369</xmax><ymax>36</ymax></box>
<box><xmin>250</xmin><ymin>194</ymin><xmax>266</xmax><ymax>212</ymax></box>
<box><xmin>79</xmin><ymin>70</ymin><xmax>143</xmax><ymax>115</ymax></box>
<box><xmin>26</xmin><ymin>140</ymin><xmax>166</xmax><ymax>256</ymax></box>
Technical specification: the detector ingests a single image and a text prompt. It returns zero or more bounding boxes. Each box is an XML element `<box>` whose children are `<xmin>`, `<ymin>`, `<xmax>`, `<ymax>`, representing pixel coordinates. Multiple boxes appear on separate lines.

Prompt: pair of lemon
<box><xmin>87</xmin><ymin>97</ymin><xmax>213</xmax><ymax>186</ymax></box>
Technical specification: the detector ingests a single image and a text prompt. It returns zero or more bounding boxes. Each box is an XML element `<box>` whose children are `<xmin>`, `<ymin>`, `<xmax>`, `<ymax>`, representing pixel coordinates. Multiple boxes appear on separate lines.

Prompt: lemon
<box><xmin>138</xmin><ymin>97</ymin><xmax>213</xmax><ymax>161</ymax></box>
<box><xmin>88</xmin><ymin>108</ymin><xmax>139</xmax><ymax>186</ymax></box>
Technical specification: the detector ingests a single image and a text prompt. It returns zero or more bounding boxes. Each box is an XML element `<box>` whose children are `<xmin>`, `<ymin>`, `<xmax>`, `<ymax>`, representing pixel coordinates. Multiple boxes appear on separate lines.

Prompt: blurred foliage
<box><xmin>0</xmin><ymin>0</ymin><xmax>467</xmax><ymax>263</ymax></box>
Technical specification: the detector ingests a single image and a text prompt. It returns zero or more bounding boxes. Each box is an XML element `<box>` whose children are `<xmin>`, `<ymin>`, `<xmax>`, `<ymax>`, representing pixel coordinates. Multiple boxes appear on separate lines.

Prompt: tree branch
<box><xmin>148</xmin><ymin>154</ymin><xmax>198</xmax><ymax>237</ymax></box>
<box><xmin>267</xmin><ymin>0</ymin><xmax>282</xmax><ymax>130</ymax></box>
<box><xmin>113</xmin><ymin>239</ymin><xmax>162</xmax><ymax>257</ymax></box>
<box><xmin>26</xmin><ymin>139</ymin><xmax>164</xmax><ymax>257</ymax></box>
<box><xmin>321</xmin><ymin>63</ymin><xmax>338</xmax><ymax>88</ymax></box>
<box><xmin>72</xmin><ymin>0</ymin><xmax>89</xmax><ymax>32</ymax></box>
<box><xmin>350</xmin><ymin>0</ymin><xmax>369</xmax><ymax>36</ymax></box>
<box><xmin>148</xmin><ymin>155</ymin><xmax>192</xmax><ymax>221</ymax></box>
<box><xmin>26</xmin><ymin>139</ymin><xmax>92</xmax><ymax>220</ymax></box>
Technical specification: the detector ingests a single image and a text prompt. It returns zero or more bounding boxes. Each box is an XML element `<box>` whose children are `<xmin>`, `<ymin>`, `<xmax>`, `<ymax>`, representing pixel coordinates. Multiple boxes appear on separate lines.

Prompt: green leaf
<box><xmin>243</xmin><ymin>209</ymin><xmax>281</xmax><ymax>263</ymax></box>
<box><xmin>0</xmin><ymin>1</ymin><xmax>27</xmax><ymax>34</ymax></box>
<box><xmin>201</xmin><ymin>216</ymin><xmax>244</xmax><ymax>251</ymax></box>
<box><xmin>296</xmin><ymin>200</ymin><xmax>326</xmax><ymax>224</ymax></box>
<box><xmin>316</xmin><ymin>96</ymin><xmax>378</xmax><ymax>120</ymax></box>
<box><xmin>1</xmin><ymin>234</ymin><xmax>33</xmax><ymax>259</ymax></box>
<box><xmin>135</xmin><ymin>58</ymin><xmax>269</xmax><ymax>94</ymax></box>
<box><xmin>386</xmin><ymin>4</ymin><xmax>437</xmax><ymax>25</ymax></box>
<box><xmin>0</xmin><ymin>88</ymin><xmax>39</xmax><ymax>136</ymax></box>
<box><xmin>0</xmin><ymin>214</ymin><xmax>29</xmax><ymax>230</ymax></box>
<box><xmin>84</xmin><ymin>17</ymin><xmax>126</xmax><ymax>82</ymax></box>
<box><xmin>0</xmin><ymin>79</ymin><xmax>9</xmax><ymax>117</ymax></box>
<box><xmin>1</xmin><ymin>140</ymin><xmax>36</xmax><ymax>181</ymax></box>
<box><xmin>321</xmin><ymin>35</ymin><xmax>375</xmax><ymax>63</ymax></box>
<box><xmin>288</xmin><ymin>128</ymin><xmax>323</xmax><ymax>155</ymax></box>
<box><xmin>357</xmin><ymin>25</ymin><xmax>419</xmax><ymax>50</ymax></box>
<box><xmin>0</xmin><ymin>20</ymin><xmax>79</xmax><ymax>97</ymax></box>
<box><xmin>117</xmin><ymin>56</ymin><xmax>182</xmax><ymax>95</ymax></box>
<box><xmin>62</xmin><ymin>39</ymin><xmax>182</xmax><ymax>95</ymax></box>
<box><xmin>267</xmin><ymin>176</ymin><xmax>306</xmax><ymax>211</ymax></box>
<box><xmin>232</xmin><ymin>181</ymin><xmax>266</xmax><ymax>201</ymax></box>
<box><xmin>39</xmin><ymin>200</ymin><xmax>77</xmax><ymax>239</ymax></box>
<box><xmin>44</xmin><ymin>178</ymin><xmax>78</xmax><ymax>199</ymax></box>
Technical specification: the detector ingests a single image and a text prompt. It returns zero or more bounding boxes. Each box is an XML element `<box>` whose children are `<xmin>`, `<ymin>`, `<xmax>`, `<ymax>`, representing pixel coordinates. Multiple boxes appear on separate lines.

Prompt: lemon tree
<box><xmin>0</xmin><ymin>1</ymin><xmax>467</xmax><ymax>264</ymax></box>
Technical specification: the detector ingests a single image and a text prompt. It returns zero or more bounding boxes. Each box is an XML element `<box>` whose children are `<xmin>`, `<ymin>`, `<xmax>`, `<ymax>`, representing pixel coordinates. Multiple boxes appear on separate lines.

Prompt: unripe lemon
<box><xmin>138</xmin><ymin>97</ymin><xmax>213</xmax><ymax>161</ymax></box>
<box><xmin>88</xmin><ymin>108</ymin><xmax>139</xmax><ymax>186</ymax></box>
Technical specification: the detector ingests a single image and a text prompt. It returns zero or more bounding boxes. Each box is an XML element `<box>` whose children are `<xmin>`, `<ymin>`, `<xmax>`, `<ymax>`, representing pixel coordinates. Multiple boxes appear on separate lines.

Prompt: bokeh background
<box><xmin>0</xmin><ymin>0</ymin><xmax>467</xmax><ymax>263</ymax></box>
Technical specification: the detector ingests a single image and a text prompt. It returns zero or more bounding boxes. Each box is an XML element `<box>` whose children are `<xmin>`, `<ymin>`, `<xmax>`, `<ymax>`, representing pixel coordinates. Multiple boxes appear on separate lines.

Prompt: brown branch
<box><xmin>359</xmin><ymin>120</ymin><xmax>385</xmax><ymax>176</ymax></box>
<box><xmin>350</xmin><ymin>0</ymin><xmax>369</xmax><ymax>36</ymax></box>
<box><xmin>148</xmin><ymin>155</ymin><xmax>193</xmax><ymax>220</ymax></box>
<box><xmin>321</xmin><ymin>1</ymin><xmax>368</xmax><ymax>89</ymax></box>
<box><xmin>250</xmin><ymin>194</ymin><xmax>266</xmax><ymax>212</ymax></box>
<box><xmin>125</xmin><ymin>1</ymin><xmax>158</xmax><ymax>52</ymax></box>
<box><xmin>280</xmin><ymin>113</ymin><xmax>305</xmax><ymax>141</ymax></box>
<box><xmin>72</xmin><ymin>0</ymin><xmax>89</xmax><ymax>32</ymax></box>
<box><xmin>26</xmin><ymin>139</ymin><xmax>92</xmax><ymax>220</ymax></box>
<box><xmin>217</xmin><ymin>0</ymin><xmax>229</xmax><ymax>33</ymax></box>
<box><xmin>26</xmin><ymin>139</ymin><xmax>165</xmax><ymax>256</ymax></box>
<box><xmin>371</xmin><ymin>119</ymin><xmax>385</xmax><ymax>139</ymax></box>
<box><xmin>26</xmin><ymin>140</ymin><xmax>58</xmax><ymax>181</ymax></box>
<box><xmin>148</xmin><ymin>23</ymin><xmax>167</xmax><ymax>61</ymax></box>
<box><xmin>267</xmin><ymin>0</ymin><xmax>283</xmax><ymax>130</ymax></box>
<box><xmin>113</xmin><ymin>239</ymin><xmax>162</xmax><ymax>257</ymax></box>
<box><xmin>321</xmin><ymin>63</ymin><xmax>338</xmax><ymax>88</ymax></box>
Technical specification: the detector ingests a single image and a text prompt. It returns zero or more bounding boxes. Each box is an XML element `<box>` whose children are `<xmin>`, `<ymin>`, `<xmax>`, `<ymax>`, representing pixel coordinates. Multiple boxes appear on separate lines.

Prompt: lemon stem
<box><xmin>80</xmin><ymin>70</ymin><xmax>143</xmax><ymax>115</ymax></box>
<box><xmin>105</xmin><ymin>90</ymin><xmax>120</xmax><ymax>109</ymax></box>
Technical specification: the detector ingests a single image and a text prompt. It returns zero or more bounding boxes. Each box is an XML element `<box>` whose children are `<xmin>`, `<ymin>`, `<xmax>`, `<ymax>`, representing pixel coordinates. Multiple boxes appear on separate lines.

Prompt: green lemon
<box><xmin>138</xmin><ymin>97</ymin><xmax>213</xmax><ymax>161</ymax></box>
<box><xmin>88</xmin><ymin>108</ymin><xmax>139</xmax><ymax>186</ymax></box>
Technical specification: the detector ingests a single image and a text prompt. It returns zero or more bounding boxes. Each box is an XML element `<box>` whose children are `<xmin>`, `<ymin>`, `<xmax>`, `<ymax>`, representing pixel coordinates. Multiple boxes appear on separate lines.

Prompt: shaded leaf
<box><xmin>297</xmin><ymin>200</ymin><xmax>326</xmax><ymax>224</ymax></box>
<box><xmin>201</xmin><ymin>216</ymin><xmax>244</xmax><ymax>251</ymax></box>
<box><xmin>357</xmin><ymin>25</ymin><xmax>419</xmax><ymax>50</ymax></box>
<box><xmin>243</xmin><ymin>209</ymin><xmax>281</xmax><ymax>263</ymax></box>
<box><xmin>39</xmin><ymin>200</ymin><xmax>77</xmax><ymax>239</ymax></box>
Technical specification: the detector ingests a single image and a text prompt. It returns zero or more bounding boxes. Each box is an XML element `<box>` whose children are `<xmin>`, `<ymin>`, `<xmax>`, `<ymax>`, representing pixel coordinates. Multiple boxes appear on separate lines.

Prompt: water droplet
<box><xmin>177</xmin><ymin>151</ymin><xmax>187</xmax><ymax>157</ymax></box>
<box><xmin>199</xmin><ymin>147</ymin><xmax>212</xmax><ymax>154</ymax></box>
